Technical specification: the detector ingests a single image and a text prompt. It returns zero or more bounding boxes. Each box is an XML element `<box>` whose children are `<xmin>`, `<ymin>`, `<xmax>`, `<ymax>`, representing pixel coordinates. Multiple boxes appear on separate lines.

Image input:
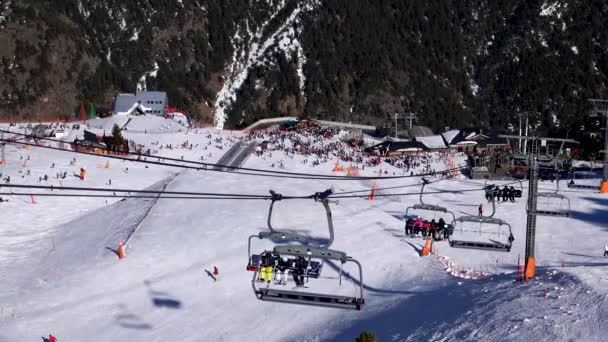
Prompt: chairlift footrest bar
<box><xmin>255</xmin><ymin>288</ymin><xmax>363</xmax><ymax>310</ymax></box>
<box><xmin>531</xmin><ymin>210</ymin><xmax>569</xmax><ymax>217</ymax></box>
<box><xmin>449</xmin><ymin>240</ymin><xmax>511</xmax><ymax>252</ymax></box>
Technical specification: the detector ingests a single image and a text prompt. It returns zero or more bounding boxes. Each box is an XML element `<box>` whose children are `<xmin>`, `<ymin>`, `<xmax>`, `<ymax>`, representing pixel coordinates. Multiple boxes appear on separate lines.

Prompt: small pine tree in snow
<box><xmin>111</xmin><ymin>124</ymin><xmax>125</xmax><ymax>147</ymax></box>
<box><xmin>355</xmin><ymin>331</ymin><xmax>378</xmax><ymax>342</ymax></box>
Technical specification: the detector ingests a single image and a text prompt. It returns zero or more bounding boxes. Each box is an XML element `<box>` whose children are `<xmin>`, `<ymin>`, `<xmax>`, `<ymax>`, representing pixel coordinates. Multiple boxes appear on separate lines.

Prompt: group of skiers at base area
<box><xmin>258</xmin><ymin>252</ymin><xmax>309</xmax><ymax>287</ymax></box>
<box><xmin>485</xmin><ymin>185</ymin><xmax>519</xmax><ymax>202</ymax></box>
<box><xmin>405</xmin><ymin>217</ymin><xmax>454</xmax><ymax>241</ymax></box>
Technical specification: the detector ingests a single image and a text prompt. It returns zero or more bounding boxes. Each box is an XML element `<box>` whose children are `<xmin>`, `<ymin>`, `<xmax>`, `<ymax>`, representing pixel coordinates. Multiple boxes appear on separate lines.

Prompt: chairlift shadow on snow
<box><xmin>404</xmin><ymin>241</ymin><xmax>423</xmax><ymax>255</ymax></box>
<box><xmin>569</xmin><ymin>197</ymin><xmax>608</xmax><ymax>229</ymax></box>
<box><xmin>204</xmin><ymin>269</ymin><xmax>216</xmax><ymax>282</ymax></box>
<box><xmin>104</xmin><ymin>246</ymin><xmax>119</xmax><ymax>257</ymax></box>
<box><xmin>115</xmin><ymin>312</ymin><xmax>153</xmax><ymax>330</ymax></box>
<box><xmin>114</xmin><ymin>304</ymin><xmax>152</xmax><ymax>330</ymax></box>
<box><xmin>324</xmin><ymin>260</ymin><xmax>430</xmax><ymax>297</ymax></box>
<box><xmin>144</xmin><ymin>281</ymin><xmax>182</xmax><ymax>309</ymax></box>
<box><xmin>562</xmin><ymin>252</ymin><xmax>606</xmax><ymax>259</ymax></box>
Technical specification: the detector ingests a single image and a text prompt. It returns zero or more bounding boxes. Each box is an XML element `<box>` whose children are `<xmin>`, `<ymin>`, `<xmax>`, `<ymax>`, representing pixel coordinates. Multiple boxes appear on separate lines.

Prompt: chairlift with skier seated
<box><xmin>534</xmin><ymin>174</ymin><xmax>571</xmax><ymax>217</ymax></box>
<box><xmin>483</xmin><ymin>179</ymin><xmax>523</xmax><ymax>202</ymax></box>
<box><xmin>247</xmin><ymin>189</ymin><xmax>365</xmax><ymax>310</ymax></box>
<box><xmin>448</xmin><ymin>197</ymin><xmax>514</xmax><ymax>252</ymax></box>
<box><xmin>404</xmin><ymin>178</ymin><xmax>456</xmax><ymax>241</ymax></box>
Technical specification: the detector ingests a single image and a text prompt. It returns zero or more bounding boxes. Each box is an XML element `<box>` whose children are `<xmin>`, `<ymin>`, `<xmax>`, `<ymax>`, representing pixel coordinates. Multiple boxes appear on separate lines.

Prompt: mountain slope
<box><xmin>0</xmin><ymin>0</ymin><xmax>607</xmax><ymax>131</ymax></box>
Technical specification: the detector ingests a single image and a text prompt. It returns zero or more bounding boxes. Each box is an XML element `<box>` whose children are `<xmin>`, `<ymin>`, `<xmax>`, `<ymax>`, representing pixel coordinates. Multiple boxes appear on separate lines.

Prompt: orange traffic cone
<box><xmin>118</xmin><ymin>240</ymin><xmax>125</xmax><ymax>259</ymax></box>
<box><xmin>367</xmin><ymin>185</ymin><xmax>375</xmax><ymax>200</ymax></box>
<box><xmin>421</xmin><ymin>239</ymin><xmax>431</xmax><ymax>256</ymax></box>
<box><xmin>331</xmin><ymin>161</ymin><xmax>344</xmax><ymax>172</ymax></box>
<box><xmin>601</xmin><ymin>181</ymin><xmax>608</xmax><ymax>194</ymax></box>
<box><xmin>346</xmin><ymin>164</ymin><xmax>354</xmax><ymax>177</ymax></box>
<box><xmin>30</xmin><ymin>195</ymin><xmax>37</xmax><ymax>204</ymax></box>
<box><xmin>105</xmin><ymin>160</ymin><xmax>110</xmax><ymax>169</ymax></box>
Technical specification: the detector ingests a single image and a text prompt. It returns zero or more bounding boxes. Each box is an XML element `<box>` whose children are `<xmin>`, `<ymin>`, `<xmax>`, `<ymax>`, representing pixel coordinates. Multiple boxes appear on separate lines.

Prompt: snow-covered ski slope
<box><xmin>1</xmin><ymin>117</ymin><xmax>608</xmax><ymax>342</ymax></box>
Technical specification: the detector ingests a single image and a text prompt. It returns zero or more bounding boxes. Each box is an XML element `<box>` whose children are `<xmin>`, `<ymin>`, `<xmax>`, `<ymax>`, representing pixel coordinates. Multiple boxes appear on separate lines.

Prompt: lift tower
<box><xmin>589</xmin><ymin>99</ymin><xmax>608</xmax><ymax>193</ymax></box>
<box><xmin>500</xmin><ymin>135</ymin><xmax>578</xmax><ymax>280</ymax></box>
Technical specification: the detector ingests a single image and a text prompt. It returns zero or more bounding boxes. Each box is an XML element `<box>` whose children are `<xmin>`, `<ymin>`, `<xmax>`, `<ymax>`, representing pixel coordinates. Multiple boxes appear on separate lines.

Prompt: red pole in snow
<box><xmin>516</xmin><ymin>254</ymin><xmax>521</xmax><ymax>282</ymax></box>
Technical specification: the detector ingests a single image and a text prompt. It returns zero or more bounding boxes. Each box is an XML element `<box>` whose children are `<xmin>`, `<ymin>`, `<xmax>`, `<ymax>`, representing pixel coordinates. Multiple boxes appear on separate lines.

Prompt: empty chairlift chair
<box><xmin>567</xmin><ymin>168</ymin><xmax>601</xmax><ymax>190</ymax></box>
<box><xmin>448</xmin><ymin>197</ymin><xmax>514</xmax><ymax>252</ymax></box>
<box><xmin>248</xmin><ymin>189</ymin><xmax>365</xmax><ymax>310</ymax></box>
<box><xmin>534</xmin><ymin>176</ymin><xmax>571</xmax><ymax>217</ymax></box>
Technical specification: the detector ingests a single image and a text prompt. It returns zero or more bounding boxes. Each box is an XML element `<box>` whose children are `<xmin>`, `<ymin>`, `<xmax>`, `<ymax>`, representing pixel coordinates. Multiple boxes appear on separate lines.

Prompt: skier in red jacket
<box><xmin>48</xmin><ymin>335</ymin><xmax>57</xmax><ymax>342</ymax></box>
<box><xmin>213</xmin><ymin>266</ymin><xmax>219</xmax><ymax>281</ymax></box>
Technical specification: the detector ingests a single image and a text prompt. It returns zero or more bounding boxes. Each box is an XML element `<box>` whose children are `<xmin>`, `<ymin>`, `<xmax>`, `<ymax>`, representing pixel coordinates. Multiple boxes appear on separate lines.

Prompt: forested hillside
<box><xmin>0</xmin><ymin>0</ymin><xmax>606</xmax><ymax>133</ymax></box>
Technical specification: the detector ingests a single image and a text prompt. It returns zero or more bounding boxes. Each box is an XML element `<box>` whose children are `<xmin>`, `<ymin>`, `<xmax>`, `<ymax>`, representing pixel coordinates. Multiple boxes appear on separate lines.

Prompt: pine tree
<box><xmin>111</xmin><ymin>124</ymin><xmax>125</xmax><ymax>147</ymax></box>
<box><xmin>355</xmin><ymin>331</ymin><xmax>378</xmax><ymax>342</ymax></box>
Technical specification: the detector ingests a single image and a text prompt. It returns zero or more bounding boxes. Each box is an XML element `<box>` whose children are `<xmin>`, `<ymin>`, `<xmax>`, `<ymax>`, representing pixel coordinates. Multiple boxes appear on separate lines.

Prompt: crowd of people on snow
<box><xmin>246</xmin><ymin>125</ymin><xmax>457</xmax><ymax>176</ymax></box>
<box><xmin>256</xmin><ymin>252</ymin><xmax>314</xmax><ymax>287</ymax></box>
<box><xmin>404</xmin><ymin>217</ymin><xmax>454</xmax><ymax>241</ymax></box>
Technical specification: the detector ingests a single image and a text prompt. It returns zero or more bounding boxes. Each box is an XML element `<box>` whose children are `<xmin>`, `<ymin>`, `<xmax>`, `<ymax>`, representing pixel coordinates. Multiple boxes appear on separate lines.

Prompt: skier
<box><xmin>510</xmin><ymin>186</ymin><xmax>516</xmax><ymax>202</ymax></box>
<box><xmin>275</xmin><ymin>257</ymin><xmax>289</xmax><ymax>285</ymax></box>
<box><xmin>478</xmin><ymin>204</ymin><xmax>483</xmax><ymax>217</ymax></box>
<box><xmin>292</xmin><ymin>256</ymin><xmax>306</xmax><ymax>287</ymax></box>
<box><xmin>213</xmin><ymin>266</ymin><xmax>219</xmax><ymax>281</ymax></box>
<box><xmin>604</xmin><ymin>245</ymin><xmax>608</xmax><ymax>257</ymax></box>
<box><xmin>438</xmin><ymin>218</ymin><xmax>446</xmax><ymax>240</ymax></box>
<box><xmin>259</xmin><ymin>252</ymin><xmax>275</xmax><ymax>284</ymax></box>
<box><xmin>48</xmin><ymin>335</ymin><xmax>58</xmax><ymax>342</ymax></box>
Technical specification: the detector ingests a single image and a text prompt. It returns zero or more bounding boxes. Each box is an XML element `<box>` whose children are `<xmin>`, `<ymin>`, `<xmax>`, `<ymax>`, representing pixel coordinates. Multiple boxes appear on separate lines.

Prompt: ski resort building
<box><xmin>113</xmin><ymin>91</ymin><xmax>168</xmax><ymax>116</ymax></box>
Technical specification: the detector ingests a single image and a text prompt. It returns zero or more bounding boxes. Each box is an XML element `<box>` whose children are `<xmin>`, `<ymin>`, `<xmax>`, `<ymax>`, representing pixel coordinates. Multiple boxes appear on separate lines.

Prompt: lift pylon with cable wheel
<box><xmin>499</xmin><ymin>135</ymin><xmax>579</xmax><ymax>280</ymax></box>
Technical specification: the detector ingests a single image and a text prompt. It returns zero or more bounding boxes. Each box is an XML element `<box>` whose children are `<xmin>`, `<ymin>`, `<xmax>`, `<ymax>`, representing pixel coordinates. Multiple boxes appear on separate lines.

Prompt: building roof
<box><xmin>114</xmin><ymin>94</ymin><xmax>137</xmax><ymax>114</ymax></box>
<box><xmin>415</xmin><ymin>135</ymin><xmax>447</xmax><ymax>149</ymax></box>
<box><xmin>408</xmin><ymin>125</ymin><xmax>434</xmax><ymax>137</ymax></box>
<box><xmin>441</xmin><ymin>129</ymin><xmax>461</xmax><ymax>145</ymax></box>
<box><xmin>365</xmin><ymin>140</ymin><xmax>427</xmax><ymax>153</ymax></box>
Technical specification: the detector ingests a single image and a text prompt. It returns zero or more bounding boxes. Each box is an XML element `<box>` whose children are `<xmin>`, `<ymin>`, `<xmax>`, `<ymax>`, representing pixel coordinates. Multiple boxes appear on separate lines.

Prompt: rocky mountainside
<box><xmin>0</xmin><ymin>0</ymin><xmax>607</xmax><ymax>132</ymax></box>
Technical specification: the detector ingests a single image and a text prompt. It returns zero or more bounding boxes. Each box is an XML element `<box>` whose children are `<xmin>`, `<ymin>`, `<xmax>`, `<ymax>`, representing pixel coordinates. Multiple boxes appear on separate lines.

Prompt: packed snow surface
<box><xmin>1</xmin><ymin>117</ymin><xmax>607</xmax><ymax>341</ymax></box>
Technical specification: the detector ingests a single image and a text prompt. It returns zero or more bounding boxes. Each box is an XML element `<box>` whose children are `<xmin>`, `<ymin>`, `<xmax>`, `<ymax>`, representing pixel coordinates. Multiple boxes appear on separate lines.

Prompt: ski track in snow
<box><xmin>1</xmin><ymin>117</ymin><xmax>608</xmax><ymax>341</ymax></box>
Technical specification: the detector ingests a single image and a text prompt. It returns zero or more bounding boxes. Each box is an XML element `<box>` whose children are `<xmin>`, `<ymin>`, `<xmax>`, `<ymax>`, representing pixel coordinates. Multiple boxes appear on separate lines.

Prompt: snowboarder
<box><xmin>604</xmin><ymin>245</ymin><xmax>608</xmax><ymax>257</ymax></box>
<box><xmin>478</xmin><ymin>204</ymin><xmax>483</xmax><ymax>217</ymax></box>
<box><xmin>213</xmin><ymin>266</ymin><xmax>219</xmax><ymax>281</ymax></box>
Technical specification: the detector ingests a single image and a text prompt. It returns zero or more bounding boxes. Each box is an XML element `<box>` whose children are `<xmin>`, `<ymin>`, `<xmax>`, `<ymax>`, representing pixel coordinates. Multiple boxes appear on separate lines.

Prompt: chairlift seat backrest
<box><xmin>258</xmin><ymin>231</ymin><xmax>311</xmax><ymax>243</ymax></box>
<box><xmin>247</xmin><ymin>254</ymin><xmax>261</xmax><ymax>271</ymax></box>
<box><xmin>273</xmin><ymin>246</ymin><xmax>347</xmax><ymax>262</ymax></box>
<box><xmin>457</xmin><ymin>216</ymin><xmax>506</xmax><ymax>225</ymax></box>
<box><xmin>413</xmin><ymin>204</ymin><xmax>448</xmax><ymax>213</ymax></box>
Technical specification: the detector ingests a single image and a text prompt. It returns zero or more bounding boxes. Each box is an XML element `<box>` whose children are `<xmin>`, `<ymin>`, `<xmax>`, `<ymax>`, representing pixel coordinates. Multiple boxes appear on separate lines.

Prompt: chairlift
<box><xmin>448</xmin><ymin>198</ymin><xmax>514</xmax><ymax>252</ymax></box>
<box><xmin>567</xmin><ymin>167</ymin><xmax>601</xmax><ymax>190</ymax></box>
<box><xmin>252</xmin><ymin>245</ymin><xmax>365</xmax><ymax>310</ymax></box>
<box><xmin>484</xmin><ymin>179</ymin><xmax>523</xmax><ymax>199</ymax></box>
<box><xmin>248</xmin><ymin>189</ymin><xmax>365</xmax><ymax>310</ymax></box>
<box><xmin>534</xmin><ymin>175</ymin><xmax>571</xmax><ymax>217</ymax></box>
<box><xmin>404</xmin><ymin>178</ymin><xmax>456</xmax><ymax>239</ymax></box>
<box><xmin>246</xmin><ymin>190</ymin><xmax>328</xmax><ymax>271</ymax></box>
